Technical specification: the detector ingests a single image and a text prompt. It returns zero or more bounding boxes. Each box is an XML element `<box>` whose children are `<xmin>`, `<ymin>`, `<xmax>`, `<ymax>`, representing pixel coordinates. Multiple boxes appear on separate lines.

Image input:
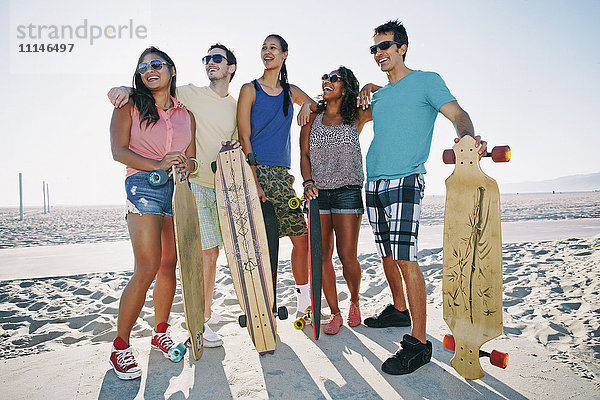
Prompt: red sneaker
<box><xmin>347</xmin><ymin>303</ymin><xmax>361</xmax><ymax>327</ymax></box>
<box><xmin>109</xmin><ymin>339</ymin><xmax>142</xmax><ymax>380</ymax></box>
<box><xmin>151</xmin><ymin>322</ymin><xmax>175</xmax><ymax>358</ymax></box>
<box><xmin>323</xmin><ymin>314</ymin><xmax>343</xmax><ymax>335</ymax></box>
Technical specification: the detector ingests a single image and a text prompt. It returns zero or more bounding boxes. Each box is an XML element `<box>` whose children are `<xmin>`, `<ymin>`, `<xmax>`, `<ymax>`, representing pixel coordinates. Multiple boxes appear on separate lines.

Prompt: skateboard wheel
<box><xmin>442</xmin><ymin>149</ymin><xmax>456</xmax><ymax>164</ymax></box>
<box><xmin>278</xmin><ymin>306</ymin><xmax>288</xmax><ymax>320</ymax></box>
<box><xmin>238</xmin><ymin>314</ymin><xmax>247</xmax><ymax>328</ymax></box>
<box><xmin>148</xmin><ymin>169</ymin><xmax>169</xmax><ymax>186</ymax></box>
<box><xmin>246</xmin><ymin>152</ymin><xmax>257</xmax><ymax>166</ymax></box>
<box><xmin>288</xmin><ymin>197</ymin><xmax>301</xmax><ymax>209</ymax></box>
<box><xmin>442</xmin><ymin>334</ymin><xmax>456</xmax><ymax>351</ymax></box>
<box><xmin>211</xmin><ymin>161</ymin><xmax>217</xmax><ymax>173</ymax></box>
<box><xmin>167</xmin><ymin>343</ymin><xmax>186</xmax><ymax>362</ymax></box>
<box><xmin>491</xmin><ymin>145</ymin><xmax>511</xmax><ymax>163</ymax></box>
<box><xmin>490</xmin><ymin>349</ymin><xmax>509</xmax><ymax>369</ymax></box>
<box><xmin>293</xmin><ymin>318</ymin><xmax>305</xmax><ymax>330</ymax></box>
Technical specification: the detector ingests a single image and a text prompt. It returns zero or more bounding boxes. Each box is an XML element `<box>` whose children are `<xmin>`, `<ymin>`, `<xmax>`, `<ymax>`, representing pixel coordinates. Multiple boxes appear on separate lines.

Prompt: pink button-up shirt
<box><xmin>126</xmin><ymin>96</ymin><xmax>192</xmax><ymax>177</ymax></box>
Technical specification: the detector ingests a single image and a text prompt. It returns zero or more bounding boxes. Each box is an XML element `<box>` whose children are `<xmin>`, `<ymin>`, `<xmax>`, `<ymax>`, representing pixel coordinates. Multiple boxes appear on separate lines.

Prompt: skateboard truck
<box><xmin>443</xmin><ymin>145</ymin><xmax>511</xmax><ymax>164</ymax></box>
<box><xmin>238</xmin><ymin>305</ymin><xmax>288</xmax><ymax>328</ymax></box>
<box><xmin>293</xmin><ymin>307</ymin><xmax>312</xmax><ymax>330</ymax></box>
<box><xmin>443</xmin><ymin>334</ymin><xmax>509</xmax><ymax>370</ymax></box>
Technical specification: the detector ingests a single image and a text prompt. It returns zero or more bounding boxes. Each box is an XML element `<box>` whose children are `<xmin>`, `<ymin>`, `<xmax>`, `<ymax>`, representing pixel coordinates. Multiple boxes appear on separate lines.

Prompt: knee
<box><xmin>203</xmin><ymin>247</ymin><xmax>219</xmax><ymax>265</ymax></box>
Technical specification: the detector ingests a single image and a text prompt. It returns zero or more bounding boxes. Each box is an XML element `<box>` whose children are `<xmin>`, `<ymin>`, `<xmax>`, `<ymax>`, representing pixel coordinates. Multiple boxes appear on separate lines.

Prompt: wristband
<box><xmin>302</xmin><ymin>179</ymin><xmax>315</xmax><ymax>186</ymax></box>
<box><xmin>190</xmin><ymin>157</ymin><xmax>199</xmax><ymax>175</ymax></box>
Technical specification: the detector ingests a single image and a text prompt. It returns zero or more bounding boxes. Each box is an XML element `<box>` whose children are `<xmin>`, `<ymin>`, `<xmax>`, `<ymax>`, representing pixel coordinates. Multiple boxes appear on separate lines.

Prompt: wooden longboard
<box><xmin>214</xmin><ymin>145</ymin><xmax>277</xmax><ymax>355</ymax></box>
<box><xmin>172</xmin><ymin>171</ymin><xmax>205</xmax><ymax>361</ymax></box>
<box><xmin>307</xmin><ymin>198</ymin><xmax>322</xmax><ymax>340</ymax></box>
<box><xmin>442</xmin><ymin>136</ymin><xmax>503</xmax><ymax>380</ymax></box>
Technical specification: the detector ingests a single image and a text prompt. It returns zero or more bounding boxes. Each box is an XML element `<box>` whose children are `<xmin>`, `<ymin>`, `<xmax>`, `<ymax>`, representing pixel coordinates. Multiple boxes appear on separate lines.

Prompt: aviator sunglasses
<box><xmin>137</xmin><ymin>59</ymin><xmax>171</xmax><ymax>74</ymax></box>
<box><xmin>369</xmin><ymin>40</ymin><xmax>403</xmax><ymax>54</ymax></box>
<box><xmin>322</xmin><ymin>73</ymin><xmax>342</xmax><ymax>83</ymax></box>
<box><xmin>202</xmin><ymin>54</ymin><xmax>229</xmax><ymax>65</ymax></box>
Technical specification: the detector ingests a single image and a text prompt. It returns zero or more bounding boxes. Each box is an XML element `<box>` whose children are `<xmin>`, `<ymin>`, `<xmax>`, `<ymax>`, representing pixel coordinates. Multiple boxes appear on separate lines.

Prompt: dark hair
<box><xmin>316</xmin><ymin>66</ymin><xmax>359</xmax><ymax>125</ymax></box>
<box><xmin>373</xmin><ymin>20</ymin><xmax>409</xmax><ymax>61</ymax></box>
<box><xmin>131</xmin><ymin>46</ymin><xmax>177</xmax><ymax>128</ymax></box>
<box><xmin>208</xmin><ymin>43</ymin><xmax>237</xmax><ymax>81</ymax></box>
<box><xmin>266</xmin><ymin>34</ymin><xmax>291</xmax><ymax>117</ymax></box>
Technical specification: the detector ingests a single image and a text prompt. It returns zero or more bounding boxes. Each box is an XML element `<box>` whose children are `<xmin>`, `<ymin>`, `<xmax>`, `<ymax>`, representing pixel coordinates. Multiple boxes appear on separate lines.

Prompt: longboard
<box><xmin>307</xmin><ymin>198</ymin><xmax>322</xmax><ymax>340</ymax></box>
<box><xmin>214</xmin><ymin>144</ymin><xmax>285</xmax><ymax>355</ymax></box>
<box><xmin>171</xmin><ymin>170</ymin><xmax>205</xmax><ymax>361</ymax></box>
<box><xmin>442</xmin><ymin>136</ymin><xmax>510</xmax><ymax>379</ymax></box>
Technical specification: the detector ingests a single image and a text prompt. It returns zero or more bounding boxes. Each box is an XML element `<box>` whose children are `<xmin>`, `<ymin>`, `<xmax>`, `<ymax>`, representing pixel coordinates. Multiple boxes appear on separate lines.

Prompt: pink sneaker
<box><xmin>347</xmin><ymin>303</ymin><xmax>361</xmax><ymax>327</ymax></box>
<box><xmin>323</xmin><ymin>314</ymin><xmax>343</xmax><ymax>335</ymax></box>
<box><xmin>109</xmin><ymin>337</ymin><xmax>142</xmax><ymax>380</ymax></box>
<box><xmin>151</xmin><ymin>322</ymin><xmax>175</xmax><ymax>358</ymax></box>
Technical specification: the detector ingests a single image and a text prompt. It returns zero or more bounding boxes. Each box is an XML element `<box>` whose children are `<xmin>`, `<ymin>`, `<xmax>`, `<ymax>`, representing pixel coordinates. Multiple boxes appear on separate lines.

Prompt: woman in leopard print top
<box><xmin>300</xmin><ymin>66</ymin><xmax>372</xmax><ymax>335</ymax></box>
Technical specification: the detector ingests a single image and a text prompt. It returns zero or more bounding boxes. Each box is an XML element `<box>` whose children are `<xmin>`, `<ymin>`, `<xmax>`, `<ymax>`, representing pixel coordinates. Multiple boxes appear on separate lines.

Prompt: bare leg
<box><xmin>332</xmin><ymin>213</ymin><xmax>362</xmax><ymax>305</ymax></box>
<box><xmin>152</xmin><ymin>215</ymin><xmax>178</xmax><ymax>327</ymax></box>
<box><xmin>320</xmin><ymin>214</ymin><xmax>339</xmax><ymax>315</ymax></box>
<box><xmin>398</xmin><ymin>260</ymin><xmax>427</xmax><ymax>343</ymax></box>
<box><xmin>202</xmin><ymin>246</ymin><xmax>219</xmax><ymax>319</ymax></box>
<box><xmin>289</xmin><ymin>234</ymin><xmax>309</xmax><ymax>285</ymax></box>
<box><xmin>382</xmin><ymin>255</ymin><xmax>408</xmax><ymax>312</ymax></box>
<box><xmin>117</xmin><ymin>213</ymin><xmax>164</xmax><ymax>344</ymax></box>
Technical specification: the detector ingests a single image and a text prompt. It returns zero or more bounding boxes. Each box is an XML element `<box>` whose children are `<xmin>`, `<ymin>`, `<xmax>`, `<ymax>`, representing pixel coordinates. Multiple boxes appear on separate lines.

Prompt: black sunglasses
<box><xmin>137</xmin><ymin>59</ymin><xmax>170</xmax><ymax>74</ymax></box>
<box><xmin>322</xmin><ymin>73</ymin><xmax>342</xmax><ymax>83</ymax></box>
<box><xmin>369</xmin><ymin>40</ymin><xmax>403</xmax><ymax>54</ymax></box>
<box><xmin>202</xmin><ymin>54</ymin><xmax>229</xmax><ymax>65</ymax></box>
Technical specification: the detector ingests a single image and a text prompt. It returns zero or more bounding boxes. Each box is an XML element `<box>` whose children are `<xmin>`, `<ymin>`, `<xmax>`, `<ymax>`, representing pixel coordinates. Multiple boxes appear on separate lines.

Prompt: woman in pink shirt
<box><xmin>109</xmin><ymin>47</ymin><xmax>196</xmax><ymax>380</ymax></box>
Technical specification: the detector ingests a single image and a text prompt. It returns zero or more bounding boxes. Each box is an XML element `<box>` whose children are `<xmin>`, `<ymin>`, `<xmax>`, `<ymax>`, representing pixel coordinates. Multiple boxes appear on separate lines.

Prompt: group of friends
<box><xmin>108</xmin><ymin>19</ymin><xmax>488</xmax><ymax>381</ymax></box>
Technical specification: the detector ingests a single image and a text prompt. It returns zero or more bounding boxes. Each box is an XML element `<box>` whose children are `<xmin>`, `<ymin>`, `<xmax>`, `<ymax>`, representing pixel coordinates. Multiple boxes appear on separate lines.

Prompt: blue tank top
<box><xmin>250</xmin><ymin>80</ymin><xmax>293</xmax><ymax>168</ymax></box>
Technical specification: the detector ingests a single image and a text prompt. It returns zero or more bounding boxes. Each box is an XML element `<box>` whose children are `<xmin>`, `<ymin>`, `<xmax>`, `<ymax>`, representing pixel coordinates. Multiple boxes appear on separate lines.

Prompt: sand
<box><xmin>1</xmin><ymin>219</ymin><xmax>599</xmax><ymax>399</ymax></box>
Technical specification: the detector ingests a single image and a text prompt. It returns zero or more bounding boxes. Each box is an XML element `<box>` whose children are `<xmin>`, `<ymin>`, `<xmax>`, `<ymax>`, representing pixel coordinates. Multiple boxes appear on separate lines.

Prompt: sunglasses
<box><xmin>137</xmin><ymin>60</ymin><xmax>171</xmax><ymax>74</ymax></box>
<box><xmin>202</xmin><ymin>54</ymin><xmax>229</xmax><ymax>65</ymax></box>
<box><xmin>369</xmin><ymin>40</ymin><xmax>403</xmax><ymax>54</ymax></box>
<box><xmin>322</xmin><ymin>73</ymin><xmax>342</xmax><ymax>83</ymax></box>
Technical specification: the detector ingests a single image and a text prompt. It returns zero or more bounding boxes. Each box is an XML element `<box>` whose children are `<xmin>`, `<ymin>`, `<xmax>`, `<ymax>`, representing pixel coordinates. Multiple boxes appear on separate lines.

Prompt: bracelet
<box><xmin>302</xmin><ymin>179</ymin><xmax>314</xmax><ymax>186</ymax></box>
<box><xmin>190</xmin><ymin>157</ymin><xmax>199</xmax><ymax>175</ymax></box>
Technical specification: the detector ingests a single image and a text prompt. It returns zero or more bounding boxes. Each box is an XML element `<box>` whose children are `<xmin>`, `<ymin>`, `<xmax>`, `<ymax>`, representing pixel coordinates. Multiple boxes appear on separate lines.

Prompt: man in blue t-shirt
<box><xmin>357</xmin><ymin>20</ymin><xmax>488</xmax><ymax>375</ymax></box>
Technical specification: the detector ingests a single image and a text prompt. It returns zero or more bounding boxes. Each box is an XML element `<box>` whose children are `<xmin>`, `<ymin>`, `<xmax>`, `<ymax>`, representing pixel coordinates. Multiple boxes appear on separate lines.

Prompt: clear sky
<box><xmin>1</xmin><ymin>0</ymin><xmax>599</xmax><ymax>206</ymax></box>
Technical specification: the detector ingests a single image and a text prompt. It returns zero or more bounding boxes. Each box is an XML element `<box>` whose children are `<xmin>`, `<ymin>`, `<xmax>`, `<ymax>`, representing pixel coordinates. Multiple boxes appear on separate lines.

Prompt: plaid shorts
<box><xmin>255</xmin><ymin>164</ymin><xmax>308</xmax><ymax>237</ymax></box>
<box><xmin>365</xmin><ymin>174</ymin><xmax>425</xmax><ymax>261</ymax></box>
<box><xmin>190</xmin><ymin>183</ymin><xmax>223</xmax><ymax>250</ymax></box>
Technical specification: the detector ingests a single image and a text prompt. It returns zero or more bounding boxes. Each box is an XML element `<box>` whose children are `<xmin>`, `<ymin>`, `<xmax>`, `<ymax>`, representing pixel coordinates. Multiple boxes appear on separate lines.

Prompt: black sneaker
<box><xmin>381</xmin><ymin>334</ymin><xmax>432</xmax><ymax>375</ymax></box>
<box><xmin>364</xmin><ymin>304</ymin><xmax>411</xmax><ymax>328</ymax></box>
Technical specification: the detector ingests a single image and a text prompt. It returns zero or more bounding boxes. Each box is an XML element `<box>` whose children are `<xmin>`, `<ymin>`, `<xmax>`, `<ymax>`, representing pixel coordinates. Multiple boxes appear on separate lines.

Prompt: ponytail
<box><xmin>280</xmin><ymin>60</ymin><xmax>291</xmax><ymax>117</ymax></box>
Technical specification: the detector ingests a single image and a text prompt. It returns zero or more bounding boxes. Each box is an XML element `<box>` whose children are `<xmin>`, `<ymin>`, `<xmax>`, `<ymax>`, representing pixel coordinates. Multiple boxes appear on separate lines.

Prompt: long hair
<box><xmin>131</xmin><ymin>46</ymin><xmax>177</xmax><ymax>128</ymax></box>
<box><xmin>316</xmin><ymin>66</ymin><xmax>360</xmax><ymax>125</ymax></box>
<box><xmin>265</xmin><ymin>34</ymin><xmax>291</xmax><ymax>117</ymax></box>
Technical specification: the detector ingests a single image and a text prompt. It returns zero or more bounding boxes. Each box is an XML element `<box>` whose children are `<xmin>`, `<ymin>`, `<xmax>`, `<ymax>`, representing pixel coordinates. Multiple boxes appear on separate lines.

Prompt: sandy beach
<box><xmin>1</xmin><ymin>213</ymin><xmax>599</xmax><ymax>399</ymax></box>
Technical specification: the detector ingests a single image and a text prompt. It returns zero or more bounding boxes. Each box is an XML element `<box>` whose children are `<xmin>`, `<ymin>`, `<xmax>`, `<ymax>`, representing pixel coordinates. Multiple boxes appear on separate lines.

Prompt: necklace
<box><xmin>160</xmin><ymin>100</ymin><xmax>173</xmax><ymax>111</ymax></box>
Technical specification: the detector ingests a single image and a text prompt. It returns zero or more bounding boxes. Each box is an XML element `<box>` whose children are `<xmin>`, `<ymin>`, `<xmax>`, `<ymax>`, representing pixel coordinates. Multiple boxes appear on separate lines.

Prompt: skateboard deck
<box><xmin>307</xmin><ymin>198</ymin><xmax>322</xmax><ymax>340</ymax></box>
<box><xmin>442</xmin><ymin>136</ymin><xmax>509</xmax><ymax>379</ymax></box>
<box><xmin>214</xmin><ymin>144</ymin><xmax>278</xmax><ymax>355</ymax></box>
<box><xmin>172</xmin><ymin>170</ymin><xmax>205</xmax><ymax>361</ymax></box>
<box><xmin>261</xmin><ymin>201</ymin><xmax>280</xmax><ymax>313</ymax></box>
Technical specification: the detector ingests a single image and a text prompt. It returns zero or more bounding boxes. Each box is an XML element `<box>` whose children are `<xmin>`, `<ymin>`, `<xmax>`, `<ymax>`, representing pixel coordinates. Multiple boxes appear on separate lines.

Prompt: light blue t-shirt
<box><xmin>366</xmin><ymin>70</ymin><xmax>456</xmax><ymax>181</ymax></box>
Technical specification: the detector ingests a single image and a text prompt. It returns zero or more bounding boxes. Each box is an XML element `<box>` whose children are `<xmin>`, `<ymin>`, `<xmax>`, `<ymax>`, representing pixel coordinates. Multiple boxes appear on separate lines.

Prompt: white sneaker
<box><xmin>203</xmin><ymin>324</ymin><xmax>223</xmax><ymax>348</ymax></box>
<box><xmin>206</xmin><ymin>311</ymin><xmax>235</xmax><ymax>325</ymax></box>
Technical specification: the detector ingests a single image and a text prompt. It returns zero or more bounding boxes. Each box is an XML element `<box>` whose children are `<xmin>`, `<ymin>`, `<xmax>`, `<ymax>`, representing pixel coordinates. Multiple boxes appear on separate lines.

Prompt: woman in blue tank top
<box><xmin>237</xmin><ymin>34</ymin><xmax>316</xmax><ymax>316</ymax></box>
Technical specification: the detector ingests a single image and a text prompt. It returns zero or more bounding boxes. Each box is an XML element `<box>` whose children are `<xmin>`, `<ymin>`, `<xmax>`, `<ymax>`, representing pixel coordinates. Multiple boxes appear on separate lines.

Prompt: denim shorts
<box><xmin>317</xmin><ymin>185</ymin><xmax>364</xmax><ymax>215</ymax></box>
<box><xmin>125</xmin><ymin>171</ymin><xmax>174</xmax><ymax>216</ymax></box>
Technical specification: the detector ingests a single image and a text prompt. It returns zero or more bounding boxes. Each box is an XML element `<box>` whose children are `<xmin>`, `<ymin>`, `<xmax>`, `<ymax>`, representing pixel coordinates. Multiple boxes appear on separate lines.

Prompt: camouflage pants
<box><xmin>255</xmin><ymin>164</ymin><xmax>308</xmax><ymax>238</ymax></box>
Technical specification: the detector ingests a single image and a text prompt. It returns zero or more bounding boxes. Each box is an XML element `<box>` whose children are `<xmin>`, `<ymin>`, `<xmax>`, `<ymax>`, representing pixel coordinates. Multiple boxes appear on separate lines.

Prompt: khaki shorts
<box><xmin>255</xmin><ymin>164</ymin><xmax>308</xmax><ymax>238</ymax></box>
<box><xmin>190</xmin><ymin>183</ymin><xmax>223</xmax><ymax>250</ymax></box>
